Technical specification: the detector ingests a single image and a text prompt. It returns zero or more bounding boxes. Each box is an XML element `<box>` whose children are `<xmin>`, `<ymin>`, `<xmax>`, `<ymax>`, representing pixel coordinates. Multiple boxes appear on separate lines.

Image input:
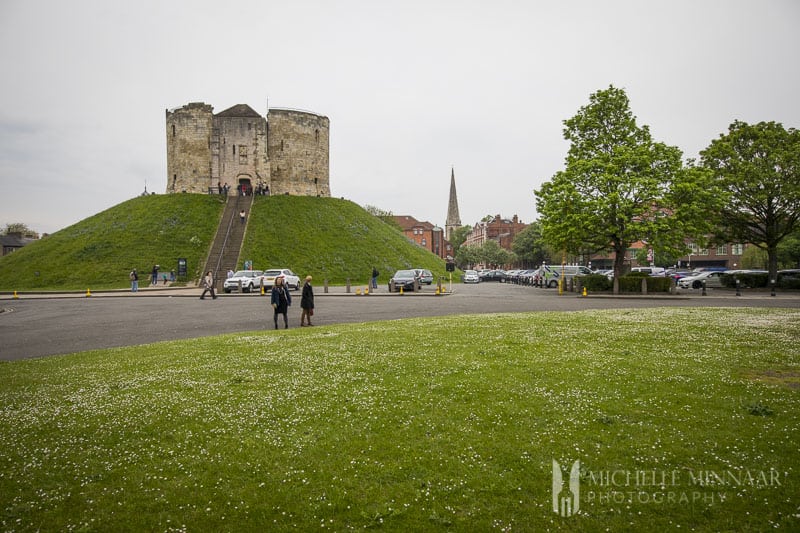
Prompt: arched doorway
<box><xmin>237</xmin><ymin>175</ymin><xmax>252</xmax><ymax>196</ymax></box>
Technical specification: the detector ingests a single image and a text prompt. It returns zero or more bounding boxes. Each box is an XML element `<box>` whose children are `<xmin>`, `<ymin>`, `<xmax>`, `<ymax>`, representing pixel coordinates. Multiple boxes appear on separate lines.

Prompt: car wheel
<box><xmin>224</xmin><ymin>288</ymin><xmax>231</xmax><ymax>294</ymax></box>
<box><xmin>692</xmin><ymin>280</ymin><xmax>702</xmax><ymax>289</ymax></box>
<box><xmin>548</xmin><ymin>280</ymin><xmax>558</xmax><ymax>288</ymax></box>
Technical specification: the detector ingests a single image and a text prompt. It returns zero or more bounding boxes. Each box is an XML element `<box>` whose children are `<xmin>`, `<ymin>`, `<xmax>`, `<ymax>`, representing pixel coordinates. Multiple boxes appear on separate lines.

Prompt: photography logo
<box><xmin>552</xmin><ymin>459</ymin><xmax>580</xmax><ymax>517</ymax></box>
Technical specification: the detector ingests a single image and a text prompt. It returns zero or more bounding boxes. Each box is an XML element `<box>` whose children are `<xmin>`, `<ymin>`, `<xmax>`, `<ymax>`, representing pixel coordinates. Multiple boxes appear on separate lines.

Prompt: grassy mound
<box><xmin>0</xmin><ymin>195</ymin><xmax>448</xmax><ymax>291</ymax></box>
<box><xmin>0</xmin><ymin>307</ymin><xmax>798</xmax><ymax>531</ymax></box>
<box><xmin>0</xmin><ymin>195</ymin><xmax>224</xmax><ymax>291</ymax></box>
<box><xmin>241</xmin><ymin>196</ymin><xmax>446</xmax><ymax>285</ymax></box>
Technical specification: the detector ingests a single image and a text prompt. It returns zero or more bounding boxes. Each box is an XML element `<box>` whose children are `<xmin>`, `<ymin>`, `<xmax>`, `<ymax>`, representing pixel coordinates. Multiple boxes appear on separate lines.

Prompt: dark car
<box><xmin>479</xmin><ymin>269</ymin><xmax>506</xmax><ymax>282</ymax></box>
<box><xmin>389</xmin><ymin>270</ymin><xmax>419</xmax><ymax>292</ymax></box>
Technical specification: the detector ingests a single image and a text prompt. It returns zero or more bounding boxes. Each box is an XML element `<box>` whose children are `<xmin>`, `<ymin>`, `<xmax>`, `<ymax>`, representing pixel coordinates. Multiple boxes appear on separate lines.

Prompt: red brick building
<box><xmin>589</xmin><ymin>240</ymin><xmax>751</xmax><ymax>271</ymax></box>
<box><xmin>393</xmin><ymin>215</ymin><xmax>453</xmax><ymax>260</ymax></box>
<box><xmin>464</xmin><ymin>214</ymin><xmax>528</xmax><ymax>251</ymax></box>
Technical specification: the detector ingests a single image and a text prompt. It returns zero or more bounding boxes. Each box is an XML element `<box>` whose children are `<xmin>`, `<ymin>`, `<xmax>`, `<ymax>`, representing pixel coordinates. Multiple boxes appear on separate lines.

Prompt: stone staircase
<box><xmin>202</xmin><ymin>194</ymin><xmax>254</xmax><ymax>289</ymax></box>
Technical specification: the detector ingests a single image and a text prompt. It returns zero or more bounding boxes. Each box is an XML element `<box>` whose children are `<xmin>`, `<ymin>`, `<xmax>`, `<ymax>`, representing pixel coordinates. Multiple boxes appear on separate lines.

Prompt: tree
<box><xmin>2</xmin><ymin>223</ymin><xmax>39</xmax><ymax>239</ymax></box>
<box><xmin>535</xmin><ymin>86</ymin><xmax>721</xmax><ymax>292</ymax></box>
<box><xmin>455</xmin><ymin>244</ymin><xmax>480</xmax><ymax>270</ymax></box>
<box><xmin>700</xmin><ymin>121</ymin><xmax>800</xmax><ymax>283</ymax></box>
<box><xmin>511</xmin><ymin>222</ymin><xmax>551</xmax><ymax>267</ymax></box>
<box><xmin>479</xmin><ymin>240</ymin><xmax>510</xmax><ymax>268</ymax></box>
<box><xmin>449</xmin><ymin>225</ymin><xmax>472</xmax><ymax>257</ymax></box>
<box><xmin>363</xmin><ymin>205</ymin><xmax>401</xmax><ymax>230</ymax></box>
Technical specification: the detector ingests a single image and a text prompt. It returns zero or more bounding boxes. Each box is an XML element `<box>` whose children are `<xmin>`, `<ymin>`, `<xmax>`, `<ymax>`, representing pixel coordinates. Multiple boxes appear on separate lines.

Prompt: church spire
<box><xmin>445</xmin><ymin>167</ymin><xmax>461</xmax><ymax>241</ymax></box>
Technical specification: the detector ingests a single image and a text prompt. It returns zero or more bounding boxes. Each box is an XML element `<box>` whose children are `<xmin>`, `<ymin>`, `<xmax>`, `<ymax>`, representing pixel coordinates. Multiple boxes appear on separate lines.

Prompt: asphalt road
<box><xmin>2</xmin><ymin>282</ymin><xmax>799</xmax><ymax>361</ymax></box>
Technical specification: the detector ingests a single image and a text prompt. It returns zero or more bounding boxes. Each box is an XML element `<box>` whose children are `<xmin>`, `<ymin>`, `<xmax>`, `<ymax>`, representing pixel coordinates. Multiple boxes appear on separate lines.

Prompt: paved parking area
<box><xmin>1</xmin><ymin>282</ymin><xmax>798</xmax><ymax>361</ymax></box>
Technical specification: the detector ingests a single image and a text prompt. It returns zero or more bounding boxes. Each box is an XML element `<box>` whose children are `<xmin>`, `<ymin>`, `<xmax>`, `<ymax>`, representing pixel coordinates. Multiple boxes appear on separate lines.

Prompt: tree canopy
<box><xmin>511</xmin><ymin>221</ymin><xmax>551</xmax><ymax>268</ymax></box>
<box><xmin>535</xmin><ymin>86</ymin><xmax>721</xmax><ymax>291</ymax></box>
<box><xmin>700</xmin><ymin>120</ymin><xmax>800</xmax><ymax>281</ymax></box>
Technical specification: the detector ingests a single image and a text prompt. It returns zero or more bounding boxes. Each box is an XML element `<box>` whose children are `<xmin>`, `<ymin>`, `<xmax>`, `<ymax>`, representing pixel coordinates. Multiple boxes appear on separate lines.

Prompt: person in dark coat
<box><xmin>300</xmin><ymin>275</ymin><xmax>315</xmax><ymax>326</ymax></box>
<box><xmin>270</xmin><ymin>276</ymin><xmax>292</xmax><ymax>329</ymax></box>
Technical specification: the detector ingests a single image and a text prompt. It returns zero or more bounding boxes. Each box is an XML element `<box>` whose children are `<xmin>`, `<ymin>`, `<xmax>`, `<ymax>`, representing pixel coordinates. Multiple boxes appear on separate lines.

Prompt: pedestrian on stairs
<box><xmin>240</xmin><ymin>209</ymin><xmax>246</xmax><ymax>225</ymax></box>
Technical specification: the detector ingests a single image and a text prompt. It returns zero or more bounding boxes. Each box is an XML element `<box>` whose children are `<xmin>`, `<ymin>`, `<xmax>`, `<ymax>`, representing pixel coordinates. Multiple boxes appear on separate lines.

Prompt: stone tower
<box><xmin>166</xmin><ymin>102</ymin><xmax>330</xmax><ymax>197</ymax></box>
<box><xmin>445</xmin><ymin>167</ymin><xmax>462</xmax><ymax>241</ymax></box>
<box><xmin>166</xmin><ymin>102</ymin><xmax>214</xmax><ymax>194</ymax></box>
<box><xmin>267</xmin><ymin>109</ymin><xmax>330</xmax><ymax>197</ymax></box>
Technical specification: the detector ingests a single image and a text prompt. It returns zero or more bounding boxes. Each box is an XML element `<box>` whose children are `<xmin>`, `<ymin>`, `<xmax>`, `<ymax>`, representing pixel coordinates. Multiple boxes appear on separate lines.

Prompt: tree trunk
<box><xmin>613</xmin><ymin>245</ymin><xmax>627</xmax><ymax>295</ymax></box>
<box><xmin>768</xmin><ymin>243</ymin><xmax>779</xmax><ymax>288</ymax></box>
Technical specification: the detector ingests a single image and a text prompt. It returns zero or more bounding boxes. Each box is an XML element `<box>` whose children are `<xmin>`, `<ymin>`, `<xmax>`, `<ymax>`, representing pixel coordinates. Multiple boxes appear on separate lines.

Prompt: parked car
<box><xmin>666</xmin><ymin>270</ymin><xmax>692</xmax><ymax>282</ymax></box>
<box><xmin>463</xmin><ymin>270</ymin><xmax>480</xmax><ymax>283</ymax></box>
<box><xmin>677</xmin><ymin>270</ymin><xmax>726</xmax><ymax>289</ymax></box>
<box><xmin>261</xmin><ymin>268</ymin><xmax>301</xmax><ymax>290</ymax></box>
<box><xmin>631</xmin><ymin>267</ymin><xmax>667</xmax><ymax>277</ymax></box>
<box><xmin>223</xmin><ymin>270</ymin><xmax>264</xmax><ymax>293</ymax></box>
<box><xmin>414</xmin><ymin>269</ymin><xmax>434</xmax><ymax>285</ymax></box>
<box><xmin>479</xmin><ymin>269</ymin><xmax>506</xmax><ymax>282</ymax></box>
<box><xmin>389</xmin><ymin>269</ymin><xmax>419</xmax><ymax>292</ymax></box>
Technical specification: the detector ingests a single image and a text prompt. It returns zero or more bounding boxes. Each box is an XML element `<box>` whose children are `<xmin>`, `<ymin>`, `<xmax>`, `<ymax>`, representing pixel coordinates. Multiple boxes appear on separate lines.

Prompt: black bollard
<box><xmin>701</xmin><ymin>280</ymin><xmax>707</xmax><ymax>296</ymax></box>
<box><xmin>735</xmin><ymin>279</ymin><xmax>741</xmax><ymax>297</ymax></box>
<box><xmin>771</xmin><ymin>279</ymin><xmax>776</xmax><ymax>297</ymax></box>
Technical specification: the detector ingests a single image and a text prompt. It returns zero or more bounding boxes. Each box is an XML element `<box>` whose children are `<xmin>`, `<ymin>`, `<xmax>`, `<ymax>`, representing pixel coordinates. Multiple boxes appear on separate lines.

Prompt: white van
<box><xmin>537</xmin><ymin>265</ymin><xmax>593</xmax><ymax>288</ymax></box>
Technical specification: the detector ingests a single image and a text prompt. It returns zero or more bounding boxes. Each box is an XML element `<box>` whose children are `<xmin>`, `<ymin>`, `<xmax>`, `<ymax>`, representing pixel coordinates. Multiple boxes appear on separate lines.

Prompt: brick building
<box><xmin>589</xmin><ymin>241</ymin><xmax>751</xmax><ymax>270</ymax></box>
<box><xmin>463</xmin><ymin>214</ymin><xmax>528</xmax><ymax>251</ymax></box>
<box><xmin>393</xmin><ymin>216</ymin><xmax>453</xmax><ymax>260</ymax></box>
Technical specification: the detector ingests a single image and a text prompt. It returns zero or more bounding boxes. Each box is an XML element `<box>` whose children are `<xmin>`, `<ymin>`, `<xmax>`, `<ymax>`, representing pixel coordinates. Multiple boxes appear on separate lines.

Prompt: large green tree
<box><xmin>535</xmin><ymin>86</ymin><xmax>720</xmax><ymax>292</ymax></box>
<box><xmin>700</xmin><ymin>121</ymin><xmax>800</xmax><ymax>282</ymax></box>
<box><xmin>511</xmin><ymin>221</ymin><xmax>551</xmax><ymax>268</ymax></box>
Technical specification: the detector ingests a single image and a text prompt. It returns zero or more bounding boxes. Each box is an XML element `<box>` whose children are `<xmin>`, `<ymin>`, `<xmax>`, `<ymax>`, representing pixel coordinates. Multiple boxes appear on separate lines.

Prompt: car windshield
<box><xmin>234</xmin><ymin>271</ymin><xmax>256</xmax><ymax>277</ymax></box>
<box><xmin>395</xmin><ymin>270</ymin><xmax>416</xmax><ymax>278</ymax></box>
<box><xmin>465</xmin><ymin>270</ymin><xmax>477</xmax><ymax>275</ymax></box>
<box><xmin>263</xmin><ymin>270</ymin><xmax>282</xmax><ymax>276</ymax></box>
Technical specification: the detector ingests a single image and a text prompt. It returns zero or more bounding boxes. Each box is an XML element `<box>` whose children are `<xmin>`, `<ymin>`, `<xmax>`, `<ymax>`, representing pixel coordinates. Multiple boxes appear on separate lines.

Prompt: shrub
<box><xmin>579</xmin><ymin>274</ymin><xmax>612</xmax><ymax>292</ymax></box>
<box><xmin>778</xmin><ymin>273</ymin><xmax>800</xmax><ymax>290</ymax></box>
<box><xmin>617</xmin><ymin>273</ymin><xmax>671</xmax><ymax>293</ymax></box>
<box><xmin>721</xmin><ymin>272</ymin><xmax>769</xmax><ymax>289</ymax></box>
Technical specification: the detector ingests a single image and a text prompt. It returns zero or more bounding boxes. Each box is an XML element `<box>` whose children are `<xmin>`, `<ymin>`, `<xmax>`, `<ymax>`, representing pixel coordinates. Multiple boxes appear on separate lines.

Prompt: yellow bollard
<box><xmin>86</xmin><ymin>288</ymin><xmax>92</xmax><ymax>297</ymax></box>
<box><xmin>13</xmin><ymin>290</ymin><xmax>19</xmax><ymax>299</ymax></box>
<box><xmin>365</xmin><ymin>287</ymin><xmax>369</xmax><ymax>295</ymax></box>
<box><xmin>435</xmin><ymin>287</ymin><xmax>440</xmax><ymax>295</ymax></box>
<box><xmin>261</xmin><ymin>284</ymin><xmax>265</xmax><ymax>295</ymax></box>
<box><xmin>400</xmin><ymin>286</ymin><xmax>404</xmax><ymax>295</ymax></box>
<box><xmin>355</xmin><ymin>288</ymin><xmax>361</xmax><ymax>295</ymax></box>
<box><xmin>582</xmin><ymin>286</ymin><xmax>587</xmax><ymax>297</ymax></box>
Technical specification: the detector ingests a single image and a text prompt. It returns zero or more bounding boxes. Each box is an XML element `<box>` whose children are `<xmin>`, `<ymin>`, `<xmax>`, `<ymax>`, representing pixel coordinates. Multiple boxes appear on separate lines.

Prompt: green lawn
<box><xmin>1</xmin><ymin>308</ymin><xmax>798</xmax><ymax>531</ymax></box>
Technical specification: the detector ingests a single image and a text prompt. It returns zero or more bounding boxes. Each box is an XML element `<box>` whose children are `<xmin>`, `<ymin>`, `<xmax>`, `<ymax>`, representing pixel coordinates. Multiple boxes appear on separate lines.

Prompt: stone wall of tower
<box><xmin>166</xmin><ymin>103</ymin><xmax>213</xmax><ymax>194</ymax></box>
<box><xmin>214</xmin><ymin>115</ymin><xmax>269</xmax><ymax>192</ymax></box>
<box><xmin>267</xmin><ymin>109</ymin><xmax>330</xmax><ymax>197</ymax></box>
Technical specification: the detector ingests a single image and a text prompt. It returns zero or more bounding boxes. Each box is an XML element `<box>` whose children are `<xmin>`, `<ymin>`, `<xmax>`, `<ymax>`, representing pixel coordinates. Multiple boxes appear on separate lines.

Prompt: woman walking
<box><xmin>270</xmin><ymin>276</ymin><xmax>292</xmax><ymax>329</ymax></box>
<box><xmin>300</xmin><ymin>276</ymin><xmax>315</xmax><ymax>326</ymax></box>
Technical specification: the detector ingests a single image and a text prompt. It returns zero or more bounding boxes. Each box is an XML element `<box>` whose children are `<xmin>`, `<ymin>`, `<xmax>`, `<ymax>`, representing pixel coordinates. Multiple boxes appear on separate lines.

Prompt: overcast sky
<box><xmin>1</xmin><ymin>0</ymin><xmax>798</xmax><ymax>235</ymax></box>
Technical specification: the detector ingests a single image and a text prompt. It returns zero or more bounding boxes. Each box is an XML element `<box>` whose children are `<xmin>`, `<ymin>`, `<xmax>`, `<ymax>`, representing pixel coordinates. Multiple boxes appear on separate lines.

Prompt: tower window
<box><xmin>239</xmin><ymin>146</ymin><xmax>248</xmax><ymax>164</ymax></box>
<box><xmin>172</xmin><ymin>125</ymin><xmax>176</xmax><ymax>137</ymax></box>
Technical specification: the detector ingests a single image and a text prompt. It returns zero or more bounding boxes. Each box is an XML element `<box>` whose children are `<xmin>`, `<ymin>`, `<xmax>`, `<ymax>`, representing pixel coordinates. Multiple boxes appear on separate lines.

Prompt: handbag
<box><xmin>309</xmin><ymin>309</ymin><xmax>314</xmax><ymax>316</ymax></box>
